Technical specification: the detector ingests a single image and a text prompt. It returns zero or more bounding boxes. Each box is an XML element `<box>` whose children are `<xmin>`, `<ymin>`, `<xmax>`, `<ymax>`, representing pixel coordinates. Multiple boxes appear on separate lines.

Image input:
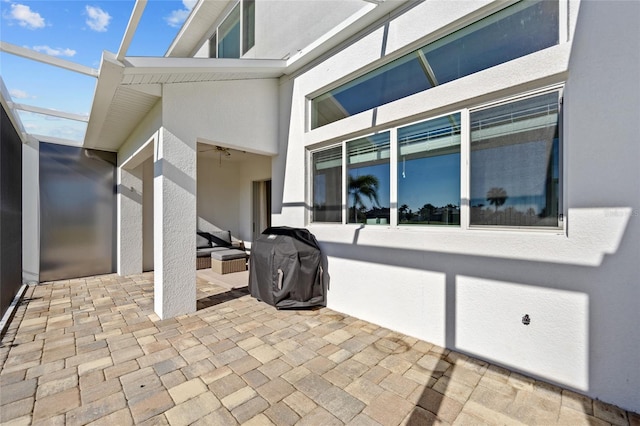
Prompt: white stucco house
<box><xmin>4</xmin><ymin>0</ymin><xmax>639</xmax><ymax>414</ymax></box>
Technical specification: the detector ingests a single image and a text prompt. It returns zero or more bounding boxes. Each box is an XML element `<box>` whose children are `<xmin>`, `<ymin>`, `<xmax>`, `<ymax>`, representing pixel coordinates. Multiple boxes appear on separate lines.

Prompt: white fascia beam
<box><xmin>122</xmin><ymin>57</ymin><xmax>287</xmax><ymax>77</ymax></box>
<box><xmin>164</xmin><ymin>0</ymin><xmax>213</xmax><ymax>57</ymax></box>
<box><xmin>0</xmin><ymin>41</ymin><xmax>98</xmax><ymax>77</ymax></box>
<box><xmin>83</xmin><ymin>51</ymin><xmax>126</xmax><ymax>148</ymax></box>
<box><xmin>164</xmin><ymin>1</ymin><xmax>199</xmax><ymax>56</ymax></box>
<box><xmin>117</xmin><ymin>0</ymin><xmax>148</xmax><ymax>61</ymax></box>
<box><xmin>10</xmin><ymin>102</ymin><xmax>89</xmax><ymax>123</ymax></box>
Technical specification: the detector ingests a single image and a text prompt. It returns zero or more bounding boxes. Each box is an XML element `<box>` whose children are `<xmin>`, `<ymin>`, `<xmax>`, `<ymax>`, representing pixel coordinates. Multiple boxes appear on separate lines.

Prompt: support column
<box><xmin>117</xmin><ymin>165</ymin><xmax>143</xmax><ymax>276</ymax></box>
<box><xmin>154</xmin><ymin>128</ymin><xmax>196</xmax><ymax>319</ymax></box>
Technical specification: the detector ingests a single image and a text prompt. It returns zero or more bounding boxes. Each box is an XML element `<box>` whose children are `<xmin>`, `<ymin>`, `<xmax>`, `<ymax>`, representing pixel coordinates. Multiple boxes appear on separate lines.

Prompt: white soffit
<box><xmin>83</xmin><ymin>56</ymin><xmax>286</xmax><ymax>151</ymax></box>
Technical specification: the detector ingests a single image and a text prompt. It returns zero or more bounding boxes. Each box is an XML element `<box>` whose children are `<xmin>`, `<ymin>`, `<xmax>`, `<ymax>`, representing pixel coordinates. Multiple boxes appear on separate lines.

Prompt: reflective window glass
<box><xmin>311</xmin><ymin>0</ymin><xmax>559</xmax><ymax>129</ymax></box>
<box><xmin>347</xmin><ymin>132</ymin><xmax>390</xmax><ymax>224</ymax></box>
<box><xmin>313</xmin><ymin>147</ymin><xmax>342</xmax><ymax>222</ymax></box>
<box><xmin>398</xmin><ymin>114</ymin><xmax>461</xmax><ymax>225</ymax></box>
<box><xmin>470</xmin><ymin>91</ymin><xmax>561</xmax><ymax>227</ymax></box>
<box><xmin>218</xmin><ymin>4</ymin><xmax>240</xmax><ymax>58</ymax></box>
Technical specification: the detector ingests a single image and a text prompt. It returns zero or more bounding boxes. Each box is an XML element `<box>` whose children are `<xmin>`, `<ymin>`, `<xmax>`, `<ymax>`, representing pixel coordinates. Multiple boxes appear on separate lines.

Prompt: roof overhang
<box><xmin>83</xmin><ymin>54</ymin><xmax>287</xmax><ymax>151</ymax></box>
<box><xmin>122</xmin><ymin>56</ymin><xmax>287</xmax><ymax>80</ymax></box>
<box><xmin>84</xmin><ymin>0</ymin><xmax>411</xmax><ymax>152</ymax></box>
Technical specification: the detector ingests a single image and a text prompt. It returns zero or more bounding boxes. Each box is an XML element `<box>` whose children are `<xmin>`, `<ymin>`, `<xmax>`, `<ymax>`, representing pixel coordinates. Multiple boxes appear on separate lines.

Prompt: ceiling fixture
<box><xmin>215</xmin><ymin>146</ymin><xmax>231</xmax><ymax>156</ymax></box>
<box><xmin>215</xmin><ymin>146</ymin><xmax>231</xmax><ymax>166</ymax></box>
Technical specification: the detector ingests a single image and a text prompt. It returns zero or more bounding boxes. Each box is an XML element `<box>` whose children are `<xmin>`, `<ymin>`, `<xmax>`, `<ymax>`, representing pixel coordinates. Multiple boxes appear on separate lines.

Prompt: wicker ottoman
<box><xmin>211</xmin><ymin>249</ymin><xmax>247</xmax><ymax>274</ymax></box>
<box><xmin>197</xmin><ymin>247</ymin><xmax>229</xmax><ymax>269</ymax></box>
<box><xmin>196</xmin><ymin>256</ymin><xmax>211</xmax><ymax>270</ymax></box>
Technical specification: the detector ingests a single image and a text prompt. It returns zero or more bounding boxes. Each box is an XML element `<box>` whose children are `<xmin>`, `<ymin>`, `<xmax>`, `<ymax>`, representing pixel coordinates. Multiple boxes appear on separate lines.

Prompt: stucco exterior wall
<box><xmin>276</xmin><ymin>0</ymin><xmax>639</xmax><ymax>412</ymax></box>
<box><xmin>250</xmin><ymin>0</ymin><xmax>365</xmax><ymax>60</ymax></box>
<box><xmin>153</xmin><ymin>127</ymin><xmax>197</xmax><ymax>319</ymax></box>
<box><xmin>116</xmin><ymin>79</ymin><xmax>276</xmax><ymax>284</ymax></box>
<box><xmin>162</xmin><ymin>80</ymin><xmax>279</xmax><ymax>155</ymax></box>
<box><xmin>560</xmin><ymin>0</ymin><xmax>640</xmax><ymax>412</ymax></box>
<box><xmin>117</xmin><ymin>101</ymin><xmax>162</xmax><ymax>278</ymax></box>
<box><xmin>237</xmin><ymin>154</ymin><xmax>272</xmax><ymax>243</ymax></box>
<box><xmin>197</xmin><ymin>153</ymin><xmax>271</xmax><ymax>245</ymax></box>
<box><xmin>192</xmin><ymin>0</ymin><xmax>367</xmax><ymax>61</ymax></box>
<box><xmin>118</xmin><ymin>100</ymin><xmax>161</xmax><ymax>168</ymax></box>
<box><xmin>197</xmin><ymin>156</ymin><xmax>242</xmax><ymax>237</ymax></box>
<box><xmin>142</xmin><ymin>158</ymin><xmax>154</xmax><ymax>272</ymax></box>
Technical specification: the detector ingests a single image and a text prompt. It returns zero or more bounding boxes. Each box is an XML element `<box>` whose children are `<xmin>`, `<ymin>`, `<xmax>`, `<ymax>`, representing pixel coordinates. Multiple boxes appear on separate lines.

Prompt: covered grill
<box><xmin>249</xmin><ymin>227</ymin><xmax>325</xmax><ymax>309</ymax></box>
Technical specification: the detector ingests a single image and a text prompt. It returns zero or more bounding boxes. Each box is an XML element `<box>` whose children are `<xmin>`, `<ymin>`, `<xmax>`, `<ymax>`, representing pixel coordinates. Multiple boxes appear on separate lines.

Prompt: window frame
<box><xmin>467</xmin><ymin>88</ymin><xmax>564</xmax><ymax>231</ymax></box>
<box><xmin>217</xmin><ymin>3</ymin><xmax>241</xmax><ymax>59</ymax></box>
<box><xmin>396</xmin><ymin>112</ymin><xmax>463</xmax><ymax>227</ymax></box>
<box><xmin>310</xmin><ymin>145</ymin><xmax>344</xmax><ymax>223</ymax></box>
<box><xmin>306</xmin><ymin>0</ymin><xmax>562</xmax><ymax>130</ymax></box>
<box><xmin>345</xmin><ymin>131</ymin><xmax>392</xmax><ymax>225</ymax></box>
<box><xmin>208</xmin><ymin>0</ymin><xmax>255</xmax><ymax>59</ymax></box>
<box><xmin>242</xmin><ymin>0</ymin><xmax>255</xmax><ymax>54</ymax></box>
<box><xmin>307</xmin><ymin>86</ymin><xmax>565</xmax><ymax>233</ymax></box>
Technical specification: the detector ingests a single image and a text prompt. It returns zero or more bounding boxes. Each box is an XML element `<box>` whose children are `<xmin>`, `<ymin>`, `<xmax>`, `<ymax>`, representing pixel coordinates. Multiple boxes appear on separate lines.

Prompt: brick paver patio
<box><xmin>1</xmin><ymin>272</ymin><xmax>638</xmax><ymax>425</ymax></box>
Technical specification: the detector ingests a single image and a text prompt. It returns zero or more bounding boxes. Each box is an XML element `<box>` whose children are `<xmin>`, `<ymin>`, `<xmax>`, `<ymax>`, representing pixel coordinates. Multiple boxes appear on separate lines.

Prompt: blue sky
<box><xmin>0</xmin><ymin>0</ymin><xmax>196</xmax><ymax>142</ymax></box>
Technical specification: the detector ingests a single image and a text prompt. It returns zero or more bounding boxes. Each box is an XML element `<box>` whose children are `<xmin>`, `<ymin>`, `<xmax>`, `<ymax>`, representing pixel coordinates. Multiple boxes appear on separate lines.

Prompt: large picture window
<box><xmin>470</xmin><ymin>92</ymin><xmax>561</xmax><ymax>227</ymax></box>
<box><xmin>398</xmin><ymin>114</ymin><xmax>461</xmax><ymax>225</ymax></box>
<box><xmin>310</xmin><ymin>0</ymin><xmax>558</xmax><ymax>129</ymax></box>
<box><xmin>310</xmin><ymin>89</ymin><xmax>562</xmax><ymax>230</ymax></box>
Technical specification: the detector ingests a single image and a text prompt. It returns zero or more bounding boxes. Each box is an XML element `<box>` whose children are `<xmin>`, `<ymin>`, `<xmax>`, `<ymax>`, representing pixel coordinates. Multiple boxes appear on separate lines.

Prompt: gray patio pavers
<box><xmin>0</xmin><ymin>272</ymin><xmax>638</xmax><ymax>425</ymax></box>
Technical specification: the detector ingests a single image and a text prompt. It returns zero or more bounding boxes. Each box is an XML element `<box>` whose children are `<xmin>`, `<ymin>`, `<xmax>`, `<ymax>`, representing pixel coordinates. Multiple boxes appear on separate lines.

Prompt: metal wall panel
<box><xmin>39</xmin><ymin>143</ymin><xmax>116</xmax><ymax>282</ymax></box>
<box><xmin>0</xmin><ymin>105</ymin><xmax>23</xmax><ymax>318</ymax></box>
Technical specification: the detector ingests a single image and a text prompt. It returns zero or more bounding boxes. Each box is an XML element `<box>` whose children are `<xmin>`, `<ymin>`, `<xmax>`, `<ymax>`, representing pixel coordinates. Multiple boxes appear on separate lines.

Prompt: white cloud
<box><xmin>6</xmin><ymin>3</ymin><xmax>45</xmax><ymax>29</ymax></box>
<box><xmin>33</xmin><ymin>45</ymin><xmax>76</xmax><ymax>57</ymax></box>
<box><xmin>9</xmin><ymin>88</ymin><xmax>32</xmax><ymax>99</ymax></box>
<box><xmin>165</xmin><ymin>0</ymin><xmax>196</xmax><ymax>28</ymax></box>
<box><xmin>165</xmin><ymin>9</ymin><xmax>189</xmax><ymax>28</ymax></box>
<box><xmin>85</xmin><ymin>5</ymin><xmax>111</xmax><ymax>32</ymax></box>
<box><xmin>183</xmin><ymin>0</ymin><xmax>198</xmax><ymax>10</ymax></box>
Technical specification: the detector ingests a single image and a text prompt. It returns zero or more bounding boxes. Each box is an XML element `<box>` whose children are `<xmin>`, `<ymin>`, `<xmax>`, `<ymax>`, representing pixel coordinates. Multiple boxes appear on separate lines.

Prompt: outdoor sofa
<box><xmin>196</xmin><ymin>230</ymin><xmax>247</xmax><ymax>273</ymax></box>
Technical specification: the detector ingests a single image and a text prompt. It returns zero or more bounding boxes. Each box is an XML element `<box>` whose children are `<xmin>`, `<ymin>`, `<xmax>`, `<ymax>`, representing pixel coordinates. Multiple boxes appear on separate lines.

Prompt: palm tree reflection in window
<box><xmin>486</xmin><ymin>187</ymin><xmax>508</xmax><ymax>212</ymax></box>
<box><xmin>349</xmin><ymin>175</ymin><xmax>380</xmax><ymax>223</ymax></box>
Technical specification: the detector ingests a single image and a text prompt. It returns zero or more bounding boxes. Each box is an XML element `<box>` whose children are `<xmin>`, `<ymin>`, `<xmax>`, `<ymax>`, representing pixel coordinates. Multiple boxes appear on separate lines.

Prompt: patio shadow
<box><xmin>197</xmin><ymin>287</ymin><xmax>249</xmax><ymax>310</ymax></box>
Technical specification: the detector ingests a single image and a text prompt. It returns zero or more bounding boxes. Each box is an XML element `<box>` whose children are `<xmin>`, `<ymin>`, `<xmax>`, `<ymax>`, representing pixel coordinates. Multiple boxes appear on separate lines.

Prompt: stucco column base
<box><xmin>153</xmin><ymin>127</ymin><xmax>197</xmax><ymax>319</ymax></box>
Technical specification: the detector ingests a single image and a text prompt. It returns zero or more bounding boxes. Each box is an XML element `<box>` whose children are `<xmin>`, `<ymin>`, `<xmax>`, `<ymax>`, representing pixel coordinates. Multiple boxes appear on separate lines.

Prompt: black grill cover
<box><xmin>249</xmin><ymin>227</ymin><xmax>325</xmax><ymax>309</ymax></box>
